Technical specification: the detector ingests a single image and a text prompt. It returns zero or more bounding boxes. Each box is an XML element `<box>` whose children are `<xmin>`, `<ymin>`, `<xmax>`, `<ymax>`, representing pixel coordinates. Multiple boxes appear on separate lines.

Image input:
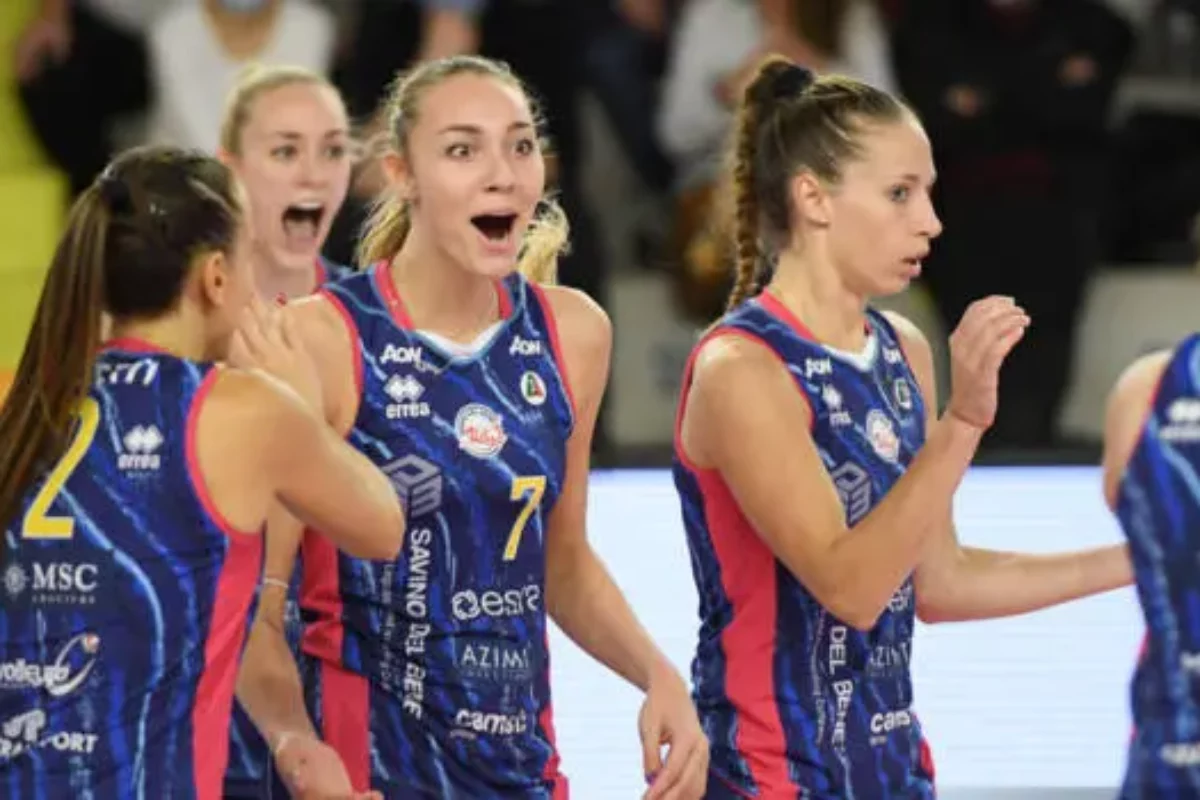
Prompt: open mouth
<box><xmin>282</xmin><ymin>202</ymin><xmax>325</xmax><ymax>243</ymax></box>
<box><xmin>471</xmin><ymin>213</ymin><xmax>518</xmax><ymax>244</ymax></box>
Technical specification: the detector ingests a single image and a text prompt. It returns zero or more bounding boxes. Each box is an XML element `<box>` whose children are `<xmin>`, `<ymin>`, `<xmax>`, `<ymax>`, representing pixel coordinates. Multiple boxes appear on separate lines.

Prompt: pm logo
<box><xmin>830</xmin><ymin>462</ymin><xmax>871</xmax><ymax>525</ymax></box>
<box><xmin>383</xmin><ymin>455</ymin><xmax>443</xmax><ymax>518</ymax></box>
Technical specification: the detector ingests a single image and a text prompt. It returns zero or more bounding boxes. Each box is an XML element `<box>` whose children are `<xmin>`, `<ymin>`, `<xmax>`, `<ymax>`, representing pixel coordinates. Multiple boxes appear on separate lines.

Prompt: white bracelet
<box><xmin>272</xmin><ymin>730</ymin><xmax>297</xmax><ymax>758</ymax></box>
<box><xmin>261</xmin><ymin>577</ymin><xmax>290</xmax><ymax>592</ymax></box>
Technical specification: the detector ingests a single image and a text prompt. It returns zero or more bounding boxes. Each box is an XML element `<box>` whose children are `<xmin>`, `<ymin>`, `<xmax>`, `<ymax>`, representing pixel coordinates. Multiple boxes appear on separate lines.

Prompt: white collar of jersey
<box><xmin>824</xmin><ymin>332</ymin><xmax>878</xmax><ymax>372</ymax></box>
<box><xmin>416</xmin><ymin>320</ymin><xmax>506</xmax><ymax>359</ymax></box>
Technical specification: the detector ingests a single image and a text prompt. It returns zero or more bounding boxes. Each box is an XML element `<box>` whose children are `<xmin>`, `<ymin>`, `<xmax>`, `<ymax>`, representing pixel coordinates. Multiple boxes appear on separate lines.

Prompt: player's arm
<box><xmin>891</xmin><ymin>312</ymin><xmax>1133</xmax><ymax>623</ymax></box>
<box><xmin>197</xmin><ymin>368</ymin><xmax>402</xmax><ymax>560</ymax></box>
<box><xmin>235</xmin><ymin>509</ymin><xmax>315</xmax><ymax>755</ymax></box>
<box><xmin>682</xmin><ymin>334</ymin><xmax>982</xmax><ymax>631</ymax></box>
<box><xmin>1101</xmin><ymin>350</ymin><xmax>1172</xmax><ymax>510</ymax></box>
<box><xmin>540</xmin><ymin>287</ymin><xmax>675</xmax><ymax>691</ymax></box>
<box><xmin>540</xmin><ymin>288</ymin><xmax>707</xmax><ymax>794</ymax></box>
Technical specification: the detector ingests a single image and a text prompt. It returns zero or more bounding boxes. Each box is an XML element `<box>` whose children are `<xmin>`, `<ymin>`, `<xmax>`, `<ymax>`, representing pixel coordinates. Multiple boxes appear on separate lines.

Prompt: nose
<box><xmin>485</xmin><ymin>151</ymin><xmax>517</xmax><ymax>194</ymax></box>
<box><xmin>297</xmin><ymin>149</ymin><xmax>328</xmax><ymax>187</ymax></box>
<box><xmin>919</xmin><ymin>194</ymin><xmax>942</xmax><ymax>240</ymax></box>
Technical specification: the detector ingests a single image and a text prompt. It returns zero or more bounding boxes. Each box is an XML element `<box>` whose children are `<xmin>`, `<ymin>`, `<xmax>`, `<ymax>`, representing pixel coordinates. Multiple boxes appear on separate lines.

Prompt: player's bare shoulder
<box><xmin>539</xmin><ymin>285</ymin><xmax>611</xmax><ymax>363</ymax></box>
<box><xmin>1102</xmin><ymin>348</ymin><xmax>1174</xmax><ymax>508</ymax></box>
<box><xmin>538</xmin><ymin>285</ymin><xmax>611</xmax><ymax>407</ymax></box>
<box><xmin>692</xmin><ymin>329</ymin><xmax>786</xmax><ymax>399</ymax></box>
<box><xmin>284</xmin><ymin>293</ymin><xmax>354</xmax><ymax>363</ymax></box>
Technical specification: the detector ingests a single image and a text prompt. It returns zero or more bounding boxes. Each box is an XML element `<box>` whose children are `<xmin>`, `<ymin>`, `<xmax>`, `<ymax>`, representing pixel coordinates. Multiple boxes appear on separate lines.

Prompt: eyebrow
<box><xmin>268</xmin><ymin>130</ymin><xmax>349</xmax><ymax>140</ymax></box>
<box><xmin>898</xmin><ymin>172</ymin><xmax>937</xmax><ymax>184</ymax></box>
<box><xmin>435</xmin><ymin>122</ymin><xmax>535</xmax><ymax>136</ymax></box>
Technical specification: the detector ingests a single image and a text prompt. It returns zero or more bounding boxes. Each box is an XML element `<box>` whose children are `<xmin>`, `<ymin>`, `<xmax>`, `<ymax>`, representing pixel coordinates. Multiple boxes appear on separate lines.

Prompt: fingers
<box><xmin>280</xmin><ymin>305</ymin><xmax>303</xmax><ymax>352</ymax></box>
<box><xmin>640</xmin><ymin>719</ymin><xmax>665</xmax><ymax>793</ymax></box>
<box><xmin>953</xmin><ymin>296</ymin><xmax>1029</xmax><ymax>370</ymax></box>
<box><xmin>980</xmin><ymin>321</ymin><xmax>1028</xmax><ymax>376</ymax></box>
<box><xmin>645</xmin><ymin>734</ymin><xmax>707</xmax><ymax>800</ymax></box>
<box><xmin>644</xmin><ymin>738</ymin><xmax>688</xmax><ymax>799</ymax></box>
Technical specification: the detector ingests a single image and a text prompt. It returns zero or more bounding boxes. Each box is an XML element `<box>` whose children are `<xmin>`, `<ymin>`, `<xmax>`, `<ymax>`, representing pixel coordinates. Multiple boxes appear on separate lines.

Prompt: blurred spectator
<box><xmin>1103</xmin><ymin>0</ymin><xmax>1200</xmax><ymax>264</ymax></box>
<box><xmin>892</xmin><ymin>0</ymin><xmax>1135</xmax><ymax>449</ymax></box>
<box><xmin>147</xmin><ymin>0</ymin><xmax>335</xmax><ymax>153</ymax></box>
<box><xmin>657</xmin><ymin>0</ymin><xmax>894</xmax><ymax>320</ymax></box>
<box><xmin>579</xmin><ymin>0</ymin><xmax>675</xmax><ymax>198</ymax></box>
<box><xmin>15</xmin><ymin>0</ymin><xmax>154</xmax><ymax>195</ymax></box>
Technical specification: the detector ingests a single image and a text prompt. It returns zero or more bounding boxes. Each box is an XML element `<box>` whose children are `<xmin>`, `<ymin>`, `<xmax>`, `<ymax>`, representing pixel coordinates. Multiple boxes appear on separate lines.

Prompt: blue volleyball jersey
<box><xmin>223</xmin><ymin>257</ymin><xmax>355</xmax><ymax>796</ymax></box>
<box><xmin>1117</xmin><ymin>333</ymin><xmax>1200</xmax><ymax>799</ymax></box>
<box><xmin>0</xmin><ymin>341</ymin><xmax>262</xmax><ymax>799</ymax></box>
<box><xmin>672</xmin><ymin>293</ymin><xmax>935</xmax><ymax>799</ymax></box>
<box><xmin>300</xmin><ymin>264</ymin><xmax>574</xmax><ymax>796</ymax></box>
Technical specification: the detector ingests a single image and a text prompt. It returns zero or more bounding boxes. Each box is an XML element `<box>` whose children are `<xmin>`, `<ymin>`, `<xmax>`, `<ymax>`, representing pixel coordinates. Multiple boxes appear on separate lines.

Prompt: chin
<box><xmin>273</xmin><ymin>246</ymin><xmax>320</xmax><ymax>273</ymax></box>
<box><xmin>467</xmin><ymin>253</ymin><xmax>520</xmax><ymax>280</ymax></box>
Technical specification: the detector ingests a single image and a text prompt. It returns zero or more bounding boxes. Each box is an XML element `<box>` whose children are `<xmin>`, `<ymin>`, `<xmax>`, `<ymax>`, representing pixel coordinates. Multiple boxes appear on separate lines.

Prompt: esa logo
<box><xmin>451</xmin><ymin>585</ymin><xmax>541</xmax><ymax>621</ymax></box>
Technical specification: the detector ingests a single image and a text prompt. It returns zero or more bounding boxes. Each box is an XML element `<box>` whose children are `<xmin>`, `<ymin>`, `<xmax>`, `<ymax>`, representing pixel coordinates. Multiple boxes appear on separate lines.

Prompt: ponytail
<box><xmin>725</xmin><ymin>88</ymin><xmax>766</xmax><ymax>312</ymax></box>
<box><xmin>358</xmin><ymin>193</ymin><xmax>411</xmax><ymax>268</ymax></box>
<box><xmin>517</xmin><ymin>198</ymin><xmax>569</xmax><ymax>285</ymax></box>
<box><xmin>0</xmin><ymin>187</ymin><xmax>109</xmax><ymax>556</ymax></box>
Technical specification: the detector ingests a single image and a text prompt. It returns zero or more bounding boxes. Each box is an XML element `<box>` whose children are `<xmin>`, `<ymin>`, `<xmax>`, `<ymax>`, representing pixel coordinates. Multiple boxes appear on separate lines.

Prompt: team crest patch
<box><xmin>865</xmin><ymin>409</ymin><xmax>900</xmax><ymax>462</ymax></box>
<box><xmin>520</xmin><ymin>371</ymin><xmax>547</xmax><ymax>407</ymax></box>
<box><xmin>455</xmin><ymin>403</ymin><xmax>507</xmax><ymax>458</ymax></box>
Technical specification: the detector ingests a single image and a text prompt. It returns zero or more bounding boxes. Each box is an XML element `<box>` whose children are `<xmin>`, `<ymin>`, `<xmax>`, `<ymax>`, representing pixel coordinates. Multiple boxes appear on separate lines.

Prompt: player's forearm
<box><xmin>545</xmin><ymin>544</ymin><xmax>674</xmax><ymax>693</ymax></box>
<box><xmin>235</xmin><ymin>616</ymin><xmax>318</xmax><ymax>749</ymax></box>
<box><xmin>920</xmin><ymin>544</ymin><xmax>1132</xmax><ymax>622</ymax></box>
<box><xmin>821</xmin><ymin>415</ymin><xmax>982</xmax><ymax>629</ymax></box>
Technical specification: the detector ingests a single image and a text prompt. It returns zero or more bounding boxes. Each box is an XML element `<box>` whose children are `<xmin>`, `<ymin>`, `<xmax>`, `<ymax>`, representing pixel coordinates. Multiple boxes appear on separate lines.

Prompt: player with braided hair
<box><xmin>671</xmin><ymin>57</ymin><xmax>1132</xmax><ymax>798</ymax></box>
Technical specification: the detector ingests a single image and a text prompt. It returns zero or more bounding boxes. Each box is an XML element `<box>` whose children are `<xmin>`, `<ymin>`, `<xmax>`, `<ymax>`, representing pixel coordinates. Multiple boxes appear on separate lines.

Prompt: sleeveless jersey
<box><xmin>223</xmin><ymin>257</ymin><xmax>354</xmax><ymax>795</ymax></box>
<box><xmin>301</xmin><ymin>264</ymin><xmax>574</xmax><ymax>796</ymax></box>
<box><xmin>672</xmin><ymin>293</ymin><xmax>935</xmax><ymax>799</ymax></box>
<box><xmin>0</xmin><ymin>342</ymin><xmax>262</xmax><ymax>799</ymax></box>
<box><xmin>1117</xmin><ymin>333</ymin><xmax>1200</xmax><ymax>799</ymax></box>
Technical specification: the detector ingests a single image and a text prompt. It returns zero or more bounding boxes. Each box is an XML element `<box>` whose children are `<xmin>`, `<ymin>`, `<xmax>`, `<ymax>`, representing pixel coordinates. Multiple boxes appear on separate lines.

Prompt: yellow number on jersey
<box><xmin>504</xmin><ymin>475</ymin><xmax>546</xmax><ymax>562</ymax></box>
<box><xmin>21</xmin><ymin>397</ymin><xmax>101</xmax><ymax>540</ymax></box>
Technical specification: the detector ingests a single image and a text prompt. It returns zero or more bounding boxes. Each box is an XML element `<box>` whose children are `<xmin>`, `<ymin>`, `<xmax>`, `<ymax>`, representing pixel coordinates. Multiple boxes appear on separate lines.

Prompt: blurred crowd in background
<box><xmin>5</xmin><ymin>0</ymin><xmax>1200</xmax><ymax>461</ymax></box>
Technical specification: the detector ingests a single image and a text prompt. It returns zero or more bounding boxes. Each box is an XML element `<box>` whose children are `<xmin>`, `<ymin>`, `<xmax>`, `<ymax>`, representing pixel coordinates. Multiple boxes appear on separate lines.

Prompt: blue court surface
<box><xmin>548</xmin><ymin>466</ymin><xmax>1136</xmax><ymax>798</ymax></box>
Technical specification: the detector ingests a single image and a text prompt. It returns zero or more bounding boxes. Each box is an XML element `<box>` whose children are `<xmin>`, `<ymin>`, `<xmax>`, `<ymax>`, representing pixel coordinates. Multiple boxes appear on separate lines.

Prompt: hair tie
<box><xmin>96</xmin><ymin>167</ymin><xmax>132</xmax><ymax>215</ymax></box>
<box><xmin>771</xmin><ymin>63</ymin><xmax>815</xmax><ymax>100</ymax></box>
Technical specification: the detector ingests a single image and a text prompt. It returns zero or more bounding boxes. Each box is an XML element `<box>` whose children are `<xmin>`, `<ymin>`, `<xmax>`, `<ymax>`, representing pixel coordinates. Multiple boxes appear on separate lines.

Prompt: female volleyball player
<box><xmin>215</xmin><ymin>63</ymin><xmax>357</xmax><ymax>800</ymax></box>
<box><xmin>218</xmin><ymin>64</ymin><xmax>354</xmax><ymax>304</ymax></box>
<box><xmin>1102</xmin><ymin>337</ymin><xmax>1200</xmax><ymax>798</ymax></box>
<box><xmin>672</xmin><ymin>58</ymin><xmax>1133</xmax><ymax>798</ymax></box>
<box><xmin>236</xmin><ymin>55</ymin><xmax>709</xmax><ymax>799</ymax></box>
<box><xmin>0</xmin><ymin>145</ymin><xmax>402</xmax><ymax>798</ymax></box>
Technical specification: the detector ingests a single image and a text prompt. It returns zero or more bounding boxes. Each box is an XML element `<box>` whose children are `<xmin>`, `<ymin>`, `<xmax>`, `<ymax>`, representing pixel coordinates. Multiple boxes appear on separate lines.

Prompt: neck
<box><xmin>769</xmin><ymin>247</ymin><xmax>868</xmax><ymax>351</ymax></box>
<box><xmin>256</xmin><ymin>259</ymin><xmax>318</xmax><ymax>304</ymax></box>
<box><xmin>108</xmin><ymin>310</ymin><xmax>210</xmax><ymax>362</ymax></box>
<box><xmin>390</xmin><ymin>232</ymin><xmax>499</xmax><ymax>343</ymax></box>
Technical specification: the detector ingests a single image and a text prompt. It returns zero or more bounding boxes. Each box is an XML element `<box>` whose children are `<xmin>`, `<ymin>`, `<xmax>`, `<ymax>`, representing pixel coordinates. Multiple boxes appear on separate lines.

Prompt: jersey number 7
<box><xmin>504</xmin><ymin>475</ymin><xmax>546</xmax><ymax>562</ymax></box>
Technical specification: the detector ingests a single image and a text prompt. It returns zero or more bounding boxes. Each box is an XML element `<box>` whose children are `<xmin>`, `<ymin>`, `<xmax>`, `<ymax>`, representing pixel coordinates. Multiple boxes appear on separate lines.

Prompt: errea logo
<box><xmin>1162</xmin><ymin>397</ymin><xmax>1200</xmax><ymax>443</ymax></box>
<box><xmin>118</xmin><ymin>425</ymin><xmax>162</xmax><ymax>471</ymax></box>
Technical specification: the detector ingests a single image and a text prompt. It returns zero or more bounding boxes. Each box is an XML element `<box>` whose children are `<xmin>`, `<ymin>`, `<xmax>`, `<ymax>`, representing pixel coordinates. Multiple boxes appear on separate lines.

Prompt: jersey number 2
<box><xmin>21</xmin><ymin>397</ymin><xmax>101</xmax><ymax>540</ymax></box>
<box><xmin>504</xmin><ymin>475</ymin><xmax>546</xmax><ymax>561</ymax></box>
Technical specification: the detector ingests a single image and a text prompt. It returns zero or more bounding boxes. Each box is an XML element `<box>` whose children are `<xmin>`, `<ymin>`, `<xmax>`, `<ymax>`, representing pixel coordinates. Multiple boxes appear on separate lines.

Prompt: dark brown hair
<box><xmin>725</xmin><ymin>57</ymin><xmax>908</xmax><ymax>310</ymax></box>
<box><xmin>0</xmin><ymin>145</ymin><xmax>240</xmax><ymax>553</ymax></box>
